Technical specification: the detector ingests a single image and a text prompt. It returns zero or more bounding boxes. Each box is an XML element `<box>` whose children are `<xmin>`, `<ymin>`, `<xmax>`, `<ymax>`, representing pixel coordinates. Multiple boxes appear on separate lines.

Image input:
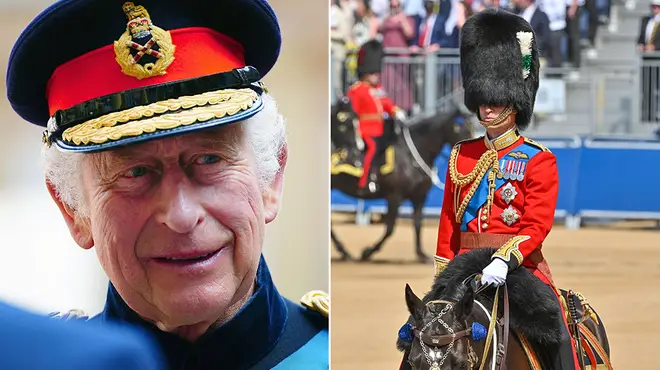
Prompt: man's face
<box><xmin>513</xmin><ymin>0</ymin><xmax>528</xmax><ymax>8</ymax></box>
<box><xmin>71</xmin><ymin>123</ymin><xmax>278</xmax><ymax>328</ymax></box>
<box><xmin>652</xmin><ymin>4</ymin><xmax>660</xmax><ymax>14</ymax></box>
<box><xmin>365</xmin><ymin>73</ymin><xmax>380</xmax><ymax>85</ymax></box>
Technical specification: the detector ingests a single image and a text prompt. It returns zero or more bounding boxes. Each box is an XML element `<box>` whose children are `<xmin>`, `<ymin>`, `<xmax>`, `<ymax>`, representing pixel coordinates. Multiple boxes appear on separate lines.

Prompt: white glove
<box><xmin>395</xmin><ymin>109</ymin><xmax>407</xmax><ymax>122</ymax></box>
<box><xmin>481</xmin><ymin>258</ymin><xmax>508</xmax><ymax>286</ymax></box>
<box><xmin>355</xmin><ymin>134</ymin><xmax>365</xmax><ymax>150</ymax></box>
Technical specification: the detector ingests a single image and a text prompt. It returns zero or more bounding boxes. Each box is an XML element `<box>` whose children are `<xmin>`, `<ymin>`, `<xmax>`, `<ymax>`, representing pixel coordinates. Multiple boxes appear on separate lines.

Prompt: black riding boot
<box><xmin>537</xmin><ymin>311</ymin><xmax>580</xmax><ymax>370</ymax></box>
<box><xmin>357</xmin><ymin>137</ymin><xmax>381</xmax><ymax>197</ymax></box>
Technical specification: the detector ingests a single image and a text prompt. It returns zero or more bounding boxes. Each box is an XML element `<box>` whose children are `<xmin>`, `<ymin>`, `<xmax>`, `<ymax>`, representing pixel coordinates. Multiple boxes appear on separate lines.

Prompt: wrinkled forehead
<box><xmin>90</xmin><ymin>123</ymin><xmax>245</xmax><ymax>164</ymax></box>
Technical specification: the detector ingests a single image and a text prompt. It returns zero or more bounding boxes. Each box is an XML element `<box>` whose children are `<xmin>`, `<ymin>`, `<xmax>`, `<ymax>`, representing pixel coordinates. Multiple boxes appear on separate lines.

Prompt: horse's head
<box><xmin>331</xmin><ymin>96</ymin><xmax>359</xmax><ymax>149</ymax></box>
<box><xmin>414</xmin><ymin>99</ymin><xmax>479</xmax><ymax>153</ymax></box>
<box><xmin>404</xmin><ymin>283</ymin><xmax>480</xmax><ymax>370</ymax></box>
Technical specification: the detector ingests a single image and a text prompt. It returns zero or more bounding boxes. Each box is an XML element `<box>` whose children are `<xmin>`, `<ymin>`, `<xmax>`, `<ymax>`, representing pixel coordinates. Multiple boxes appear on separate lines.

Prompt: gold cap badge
<box><xmin>113</xmin><ymin>2</ymin><xmax>175</xmax><ymax>80</ymax></box>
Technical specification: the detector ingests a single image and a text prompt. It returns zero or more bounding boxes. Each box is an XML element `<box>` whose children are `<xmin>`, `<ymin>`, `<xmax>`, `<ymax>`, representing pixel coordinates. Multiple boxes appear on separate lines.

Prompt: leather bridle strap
<box><xmin>415</xmin><ymin>328</ymin><xmax>473</xmax><ymax>347</ymax></box>
<box><xmin>499</xmin><ymin>284</ymin><xmax>510</xmax><ymax>370</ymax></box>
<box><xmin>477</xmin><ymin>285</ymin><xmax>500</xmax><ymax>370</ymax></box>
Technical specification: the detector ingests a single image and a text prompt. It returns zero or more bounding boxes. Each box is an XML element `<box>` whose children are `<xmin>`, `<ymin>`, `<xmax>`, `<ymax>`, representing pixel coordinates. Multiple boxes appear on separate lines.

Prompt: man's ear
<box><xmin>263</xmin><ymin>144</ymin><xmax>288</xmax><ymax>224</ymax></box>
<box><xmin>46</xmin><ymin>181</ymin><xmax>94</xmax><ymax>250</ymax></box>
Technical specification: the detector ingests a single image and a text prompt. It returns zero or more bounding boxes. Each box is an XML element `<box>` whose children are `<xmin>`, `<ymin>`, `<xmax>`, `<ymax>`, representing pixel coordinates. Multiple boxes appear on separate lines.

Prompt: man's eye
<box><xmin>194</xmin><ymin>155</ymin><xmax>221</xmax><ymax>165</ymax></box>
<box><xmin>124</xmin><ymin>166</ymin><xmax>149</xmax><ymax>178</ymax></box>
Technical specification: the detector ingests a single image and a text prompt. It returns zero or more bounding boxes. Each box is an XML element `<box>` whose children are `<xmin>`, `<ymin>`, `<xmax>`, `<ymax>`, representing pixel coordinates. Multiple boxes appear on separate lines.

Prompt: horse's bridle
<box><xmin>413</xmin><ymin>302</ymin><xmax>478</xmax><ymax>370</ymax></box>
<box><xmin>409</xmin><ymin>274</ymin><xmax>511</xmax><ymax>370</ymax></box>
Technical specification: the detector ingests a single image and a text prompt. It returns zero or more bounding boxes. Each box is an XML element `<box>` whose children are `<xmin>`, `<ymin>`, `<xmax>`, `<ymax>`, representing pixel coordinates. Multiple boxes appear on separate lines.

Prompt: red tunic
<box><xmin>346</xmin><ymin>81</ymin><xmax>399</xmax><ymax>187</ymax></box>
<box><xmin>346</xmin><ymin>81</ymin><xmax>398</xmax><ymax>136</ymax></box>
<box><xmin>433</xmin><ymin>129</ymin><xmax>582</xmax><ymax>369</ymax></box>
<box><xmin>434</xmin><ymin>129</ymin><xmax>559</xmax><ymax>285</ymax></box>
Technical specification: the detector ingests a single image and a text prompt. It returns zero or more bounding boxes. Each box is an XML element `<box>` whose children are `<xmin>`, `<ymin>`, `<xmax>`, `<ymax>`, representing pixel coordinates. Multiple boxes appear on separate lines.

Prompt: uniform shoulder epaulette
<box><xmin>452</xmin><ymin>136</ymin><xmax>482</xmax><ymax>152</ymax></box>
<box><xmin>300</xmin><ymin>290</ymin><xmax>329</xmax><ymax>318</ymax></box>
<box><xmin>48</xmin><ymin>309</ymin><xmax>89</xmax><ymax>321</ymax></box>
<box><xmin>348</xmin><ymin>81</ymin><xmax>364</xmax><ymax>91</ymax></box>
<box><xmin>455</xmin><ymin>136</ymin><xmax>482</xmax><ymax>146</ymax></box>
<box><xmin>523</xmin><ymin>137</ymin><xmax>551</xmax><ymax>153</ymax></box>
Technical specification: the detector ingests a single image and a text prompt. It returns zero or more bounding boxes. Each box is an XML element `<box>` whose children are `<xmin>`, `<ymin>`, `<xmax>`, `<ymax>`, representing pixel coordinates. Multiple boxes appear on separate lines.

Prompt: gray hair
<box><xmin>41</xmin><ymin>93</ymin><xmax>287</xmax><ymax>217</ymax></box>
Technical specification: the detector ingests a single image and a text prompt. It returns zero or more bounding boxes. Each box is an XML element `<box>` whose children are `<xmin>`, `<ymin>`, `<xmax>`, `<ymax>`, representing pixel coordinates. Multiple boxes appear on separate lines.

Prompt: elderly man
<box><xmin>6</xmin><ymin>0</ymin><xmax>328</xmax><ymax>369</ymax></box>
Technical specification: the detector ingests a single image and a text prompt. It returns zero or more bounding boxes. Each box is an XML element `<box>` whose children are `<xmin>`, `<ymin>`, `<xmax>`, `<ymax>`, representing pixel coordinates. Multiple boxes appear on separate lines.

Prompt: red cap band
<box><xmin>46</xmin><ymin>27</ymin><xmax>245</xmax><ymax>115</ymax></box>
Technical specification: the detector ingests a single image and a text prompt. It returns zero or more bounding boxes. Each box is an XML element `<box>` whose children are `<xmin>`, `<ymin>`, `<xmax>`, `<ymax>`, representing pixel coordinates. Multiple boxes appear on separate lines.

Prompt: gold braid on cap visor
<box><xmin>60</xmin><ymin>88</ymin><xmax>259</xmax><ymax>146</ymax></box>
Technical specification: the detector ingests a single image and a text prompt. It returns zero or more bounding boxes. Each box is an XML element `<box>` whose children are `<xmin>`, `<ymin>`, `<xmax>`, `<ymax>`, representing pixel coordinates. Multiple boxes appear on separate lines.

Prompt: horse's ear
<box><xmin>456</xmin><ymin>285</ymin><xmax>474</xmax><ymax>319</ymax></box>
<box><xmin>405</xmin><ymin>284</ymin><xmax>425</xmax><ymax>322</ymax></box>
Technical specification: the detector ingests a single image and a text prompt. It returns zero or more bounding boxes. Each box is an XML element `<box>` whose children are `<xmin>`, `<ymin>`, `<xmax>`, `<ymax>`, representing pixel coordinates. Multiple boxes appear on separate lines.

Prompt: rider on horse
<box><xmin>346</xmin><ymin>39</ymin><xmax>407</xmax><ymax>194</ymax></box>
<box><xmin>433</xmin><ymin>9</ymin><xmax>580</xmax><ymax>370</ymax></box>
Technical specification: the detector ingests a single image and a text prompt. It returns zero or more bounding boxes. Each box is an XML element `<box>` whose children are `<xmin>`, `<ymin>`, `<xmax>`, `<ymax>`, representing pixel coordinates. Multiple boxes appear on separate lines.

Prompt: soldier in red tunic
<box><xmin>346</xmin><ymin>40</ymin><xmax>406</xmax><ymax>193</ymax></box>
<box><xmin>433</xmin><ymin>10</ymin><xmax>580</xmax><ymax>369</ymax></box>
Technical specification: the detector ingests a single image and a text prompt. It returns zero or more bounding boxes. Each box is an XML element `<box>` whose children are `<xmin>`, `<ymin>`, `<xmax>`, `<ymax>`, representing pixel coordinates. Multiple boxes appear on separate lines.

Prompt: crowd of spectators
<box><xmin>331</xmin><ymin>0</ymin><xmax>612</xmax><ymax>102</ymax></box>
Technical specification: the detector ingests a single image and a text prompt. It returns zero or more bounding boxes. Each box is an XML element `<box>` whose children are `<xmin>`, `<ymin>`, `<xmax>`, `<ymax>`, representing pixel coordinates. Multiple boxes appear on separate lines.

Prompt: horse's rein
<box><xmin>463</xmin><ymin>273</ymin><xmax>510</xmax><ymax>370</ymax></box>
<box><xmin>477</xmin><ymin>282</ymin><xmax>510</xmax><ymax>370</ymax></box>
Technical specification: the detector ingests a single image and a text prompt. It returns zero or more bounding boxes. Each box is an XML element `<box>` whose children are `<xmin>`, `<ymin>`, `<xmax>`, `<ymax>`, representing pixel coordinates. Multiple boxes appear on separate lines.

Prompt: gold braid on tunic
<box><xmin>449</xmin><ymin>146</ymin><xmax>499</xmax><ymax>226</ymax></box>
<box><xmin>449</xmin><ymin>105</ymin><xmax>516</xmax><ymax>227</ymax></box>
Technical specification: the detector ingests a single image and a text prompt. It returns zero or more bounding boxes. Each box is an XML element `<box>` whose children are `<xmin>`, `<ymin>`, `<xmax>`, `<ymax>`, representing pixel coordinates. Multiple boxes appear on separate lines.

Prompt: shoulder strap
<box><xmin>455</xmin><ymin>136</ymin><xmax>482</xmax><ymax>147</ymax></box>
<box><xmin>498</xmin><ymin>285</ymin><xmax>510</xmax><ymax>370</ymax></box>
<box><xmin>523</xmin><ymin>137</ymin><xmax>551</xmax><ymax>153</ymax></box>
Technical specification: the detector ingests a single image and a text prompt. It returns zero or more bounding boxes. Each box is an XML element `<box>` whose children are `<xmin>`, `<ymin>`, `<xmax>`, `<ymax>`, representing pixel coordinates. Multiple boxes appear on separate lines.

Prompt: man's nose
<box><xmin>154</xmin><ymin>175</ymin><xmax>205</xmax><ymax>234</ymax></box>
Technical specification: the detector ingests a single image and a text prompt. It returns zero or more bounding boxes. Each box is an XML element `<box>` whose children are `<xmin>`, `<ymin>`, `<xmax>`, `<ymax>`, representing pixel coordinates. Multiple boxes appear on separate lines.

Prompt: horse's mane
<box><xmin>397</xmin><ymin>248</ymin><xmax>562</xmax><ymax>352</ymax></box>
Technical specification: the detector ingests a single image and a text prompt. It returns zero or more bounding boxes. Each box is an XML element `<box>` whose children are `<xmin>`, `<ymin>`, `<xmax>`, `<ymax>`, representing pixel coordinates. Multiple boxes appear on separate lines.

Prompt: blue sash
<box><xmin>271</xmin><ymin>330</ymin><xmax>329</xmax><ymax>369</ymax></box>
<box><xmin>460</xmin><ymin>144</ymin><xmax>542</xmax><ymax>230</ymax></box>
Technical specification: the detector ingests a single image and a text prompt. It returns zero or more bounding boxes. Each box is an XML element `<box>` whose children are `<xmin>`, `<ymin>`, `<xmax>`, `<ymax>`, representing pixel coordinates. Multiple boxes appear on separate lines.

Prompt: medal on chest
<box><xmin>500</xmin><ymin>182</ymin><xmax>518</xmax><ymax>204</ymax></box>
<box><xmin>501</xmin><ymin>205</ymin><xmax>520</xmax><ymax>226</ymax></box>
<box><xmin>497</xmin><ymin>159</ymin><xmax>527</xmax><ymax>181</ymax></box>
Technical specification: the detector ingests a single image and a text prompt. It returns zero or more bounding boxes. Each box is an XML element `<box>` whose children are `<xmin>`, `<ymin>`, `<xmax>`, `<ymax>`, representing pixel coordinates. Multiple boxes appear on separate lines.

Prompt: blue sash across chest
<box><xmin>459</xmin><ymin>144</ymin><xmax>541</xmax><ymax>230</ymax></box>
<box><xmin>271</xmin><ymin>330</ymin><xmax>328</xmax><ymax>369</ymax></box>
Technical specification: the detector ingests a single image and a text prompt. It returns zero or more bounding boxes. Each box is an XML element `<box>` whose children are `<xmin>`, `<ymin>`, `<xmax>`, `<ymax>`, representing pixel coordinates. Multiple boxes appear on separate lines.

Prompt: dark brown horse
<box><xmin>398</xmin><ymin>249</ymin><xmax>612</xmax><ymax>370</ymax></box>
<box><xmin>330</xmin><ymin>99</ymin><xmax>476</xmax><ymax>262</ymax></box>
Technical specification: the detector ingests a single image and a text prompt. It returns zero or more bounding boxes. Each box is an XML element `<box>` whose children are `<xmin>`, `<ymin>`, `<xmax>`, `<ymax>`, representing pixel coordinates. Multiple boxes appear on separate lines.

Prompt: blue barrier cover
<box><xmin>574</xmin><ymin>138</ymin><xmax>660</xmax><ymax>216</ymax></box>
<box><xmin>331</xmin><ymin>190</ymin><xmax>359</xmax><ymax>211</ymax></box>
<box><xmin>529</xmin><ymin>136</ymin><xmax>581</xmax><ymax>216</ymax></box>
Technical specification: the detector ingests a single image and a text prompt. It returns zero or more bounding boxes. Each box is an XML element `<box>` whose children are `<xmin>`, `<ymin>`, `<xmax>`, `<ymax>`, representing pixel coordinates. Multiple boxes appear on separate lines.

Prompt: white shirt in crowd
<box><xmin>537</xmin><ymin>0</ymin><xmax>567</xmax><ymax>31</ymax></box>
<box><xmin>564</xmin><ymin>0</ymin><xmax>585</xmax><ymax>8</ymax></box>
<box><xmin>645</xmin><ymin>14</ymin><xmax>660</xmax><ymax>44</ymax></box>
<box><xmin>403</xmin><ymin>0</ymin><xmax>428</xmax><ymax>17</ymax></box>
<box><xmin>370</xmin><ymin>0</ymin><xmax>390</xmax><ymax>20</ymax></box>
<box><xmin>520</xmin><ymin>3</ymin><xmax>537</xmax><ymax>23</ymax></box>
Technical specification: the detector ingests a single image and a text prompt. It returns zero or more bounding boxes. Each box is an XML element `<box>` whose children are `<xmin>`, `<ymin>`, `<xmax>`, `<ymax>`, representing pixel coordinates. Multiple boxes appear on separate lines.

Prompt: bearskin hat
<box><xmin>357</xmin><ymin>40</ymin><xmax>384</xmax><ymax>77</ymax></box>
<box><xmin>460</xmin><ymin>8</ymin><xmax>540</xmax><ymax>130</ymax></box>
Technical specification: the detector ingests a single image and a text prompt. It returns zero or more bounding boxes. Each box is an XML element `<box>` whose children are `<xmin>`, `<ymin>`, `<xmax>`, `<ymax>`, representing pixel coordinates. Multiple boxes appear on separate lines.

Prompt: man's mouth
<box><xmin>152</xmin><ymin>247</ymin><xmax>226</xmax><ymax>265</ymax></box>
<box><xmin>159</xmin><ymin>250</ymin><xmax>219</xmax><ymax>262</ymax></box>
